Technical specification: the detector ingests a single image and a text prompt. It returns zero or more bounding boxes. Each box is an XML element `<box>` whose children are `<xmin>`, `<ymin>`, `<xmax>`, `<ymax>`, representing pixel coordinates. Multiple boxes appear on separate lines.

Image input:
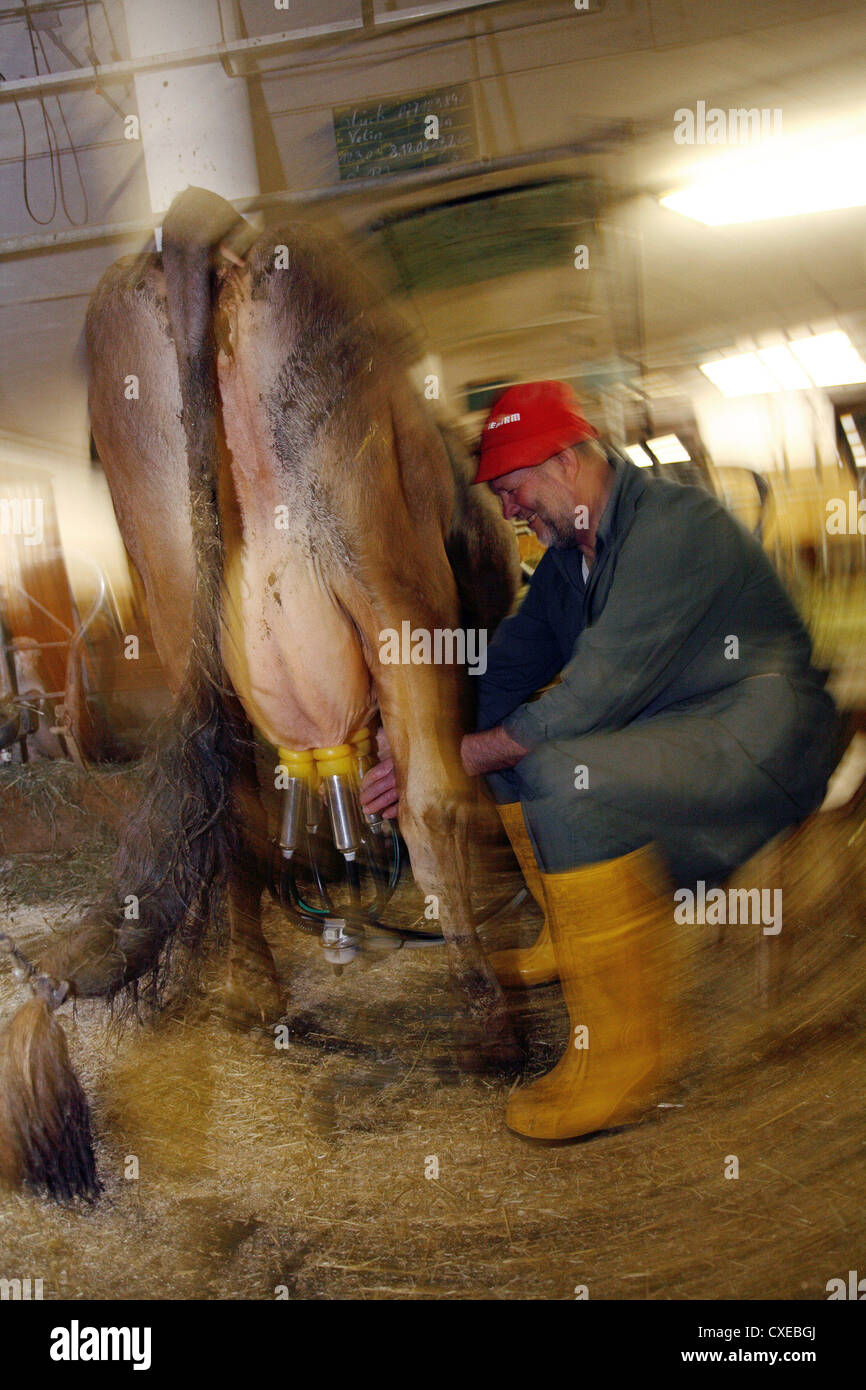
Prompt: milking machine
<box><xmin>268</xmin><ymin>725</ymin><xmax>526</xmax><ymax>971</ymax></box>
<box><xmin>269</xmin><ymin>727</ymin><xmax>436</xmax><ymax>968</ymax></box>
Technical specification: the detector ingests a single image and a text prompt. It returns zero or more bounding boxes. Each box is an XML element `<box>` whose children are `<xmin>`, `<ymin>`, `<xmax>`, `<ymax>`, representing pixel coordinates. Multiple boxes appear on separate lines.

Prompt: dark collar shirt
<box><xmin>477</xmin><ymin>451</ymin><xmax>827</xmax><ymax>753</ymax></box>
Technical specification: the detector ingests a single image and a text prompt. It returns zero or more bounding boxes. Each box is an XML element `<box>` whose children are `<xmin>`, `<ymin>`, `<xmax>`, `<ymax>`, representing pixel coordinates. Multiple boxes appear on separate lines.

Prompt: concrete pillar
<box><xmin>123</xmin><ymin>0</ymin><xmax>260</xmax><ymax>216</ymax></box>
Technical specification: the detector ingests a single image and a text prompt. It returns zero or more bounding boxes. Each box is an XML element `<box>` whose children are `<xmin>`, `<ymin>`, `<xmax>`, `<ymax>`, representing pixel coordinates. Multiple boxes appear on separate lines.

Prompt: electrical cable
<box><xmin>30</xmin><ymin>18</ymin><xmax>89</xmax><ymax>225</ymax></box>
<box><xmin>6</xmin><ymin>1</ymin><xmax>91</xmax><ymax>226</ymax></box>
<box><xmin>1</xmin><ymin>0</ymin><xmax>59</xmax><ymax>226</ymax></box>
<box><xmin>17</xmin><ymin>0</ymin><xmax>59</xmax><ymax>223</ymax></box>
<box><xmin>5</xmin><ymin>74</ymin><xmax>56</xmax><ymax>224</ymax></box>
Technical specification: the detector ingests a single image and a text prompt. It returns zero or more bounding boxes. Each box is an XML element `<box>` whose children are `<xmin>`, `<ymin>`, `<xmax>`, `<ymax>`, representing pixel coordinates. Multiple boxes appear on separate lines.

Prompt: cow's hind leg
<box><xmin>360</xmin><ymin>617</ymin><xmax>520</xmax><ymax>1071</ymax></box>
<box><xmin>221</xmin><ymin>732</ymin><xmax>282</xmax><ymax>1027</ymax></box>
<box><xmin>391</xmin><ymin>703</ymin><xmax>520</xmax><ymax>1071</ymax></box>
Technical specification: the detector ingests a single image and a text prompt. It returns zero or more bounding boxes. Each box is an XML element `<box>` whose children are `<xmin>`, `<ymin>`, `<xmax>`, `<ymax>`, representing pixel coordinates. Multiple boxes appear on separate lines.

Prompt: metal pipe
<box><xmin>0</xmin><ymin>0</ymin><xmax>517</xmax><ymax>102</ymax></box>
<box><xmin>0</xmin><ymin>0</ymin><xmax>506</xmax><ymax>26</ymax></box>
<box><xmin>373</xmin><ymin>0</ymin><xmax>513</xmax><ymax>26</ymax></box>
<box><xmin>0</xmin><ymin>133</ymin><xmax>627</xmax><ymax>257</ymax></box>
<box><xmin>0</xmin><ymin>20</ymin><xmax>365</xmax><ymax>101</ymax></box>
<box><xmin>0</xmin><ymin>0</ymin><xmax>119</xmax><ymax>19</ymax></box>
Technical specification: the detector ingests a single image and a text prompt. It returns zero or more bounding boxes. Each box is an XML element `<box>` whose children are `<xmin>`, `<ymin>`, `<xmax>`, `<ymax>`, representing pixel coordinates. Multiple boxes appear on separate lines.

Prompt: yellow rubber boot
<box><xmin>488</xmin><ymin>802</ymin><xmax>559</xmax><ymax>988</ymax></box>
<box><xmin>506</xmin><ymin>844</ymin><xmax>677</xmax><ymax>1140</ymax></box>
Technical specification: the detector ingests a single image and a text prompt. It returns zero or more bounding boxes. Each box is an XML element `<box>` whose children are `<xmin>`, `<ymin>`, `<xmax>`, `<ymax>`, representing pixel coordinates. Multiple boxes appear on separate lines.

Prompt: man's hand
<box><xmin>461</xmin><ymin>726</ymin><xmax>528</xmax><ymax>777</ymax></box>
<box><xmin>359</xmin><ymin>724</ymin><xmax>399</xmax><ymax>819</ymax></box>
<box><xmin>359</xmin><ymin>722</ymin><xmax>527</xmax><ymax>816</ymax></box>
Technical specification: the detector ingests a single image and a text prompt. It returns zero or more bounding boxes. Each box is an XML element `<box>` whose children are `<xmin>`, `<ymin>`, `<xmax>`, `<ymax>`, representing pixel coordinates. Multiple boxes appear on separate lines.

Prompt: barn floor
<box><xmin>1</xmin><ymin>762</ymin><xmax>865</xmax><ymax>1301</ymax></box>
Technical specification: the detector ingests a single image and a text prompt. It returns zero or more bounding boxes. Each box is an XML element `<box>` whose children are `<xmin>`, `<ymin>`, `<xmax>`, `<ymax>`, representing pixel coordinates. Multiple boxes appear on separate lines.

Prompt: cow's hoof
<box><xmin>219</xmin><ymin>973</ymin><xmax>282</xmax><ymax>1031</ymax></box>
<box><xmin>452</xmin><ymin>1013</ymin><xmax>524</xmax><ymax>1076</ymax></box>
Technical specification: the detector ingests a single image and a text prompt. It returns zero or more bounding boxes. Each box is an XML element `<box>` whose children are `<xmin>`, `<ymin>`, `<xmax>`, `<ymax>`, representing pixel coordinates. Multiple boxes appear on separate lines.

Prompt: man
<box><xmin>362</xmin><ymin>380</ymin><xmax>839</xmax><ymax>1141</ymax></box>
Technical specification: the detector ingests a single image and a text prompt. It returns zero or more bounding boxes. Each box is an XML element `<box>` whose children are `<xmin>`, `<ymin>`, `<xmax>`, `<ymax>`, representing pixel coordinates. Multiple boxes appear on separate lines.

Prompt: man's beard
<box><xmin>534</xmin><ymin>507</ymin><xmax>580</xmax><ymax>550</ymax></box>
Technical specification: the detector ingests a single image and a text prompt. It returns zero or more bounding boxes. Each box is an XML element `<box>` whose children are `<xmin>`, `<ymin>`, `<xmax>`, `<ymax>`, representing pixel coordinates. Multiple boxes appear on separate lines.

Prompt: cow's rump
<box><xmin>86</xmin><ymin>226</ymin><xmax>497</xmax><ymax>752</ymax></box>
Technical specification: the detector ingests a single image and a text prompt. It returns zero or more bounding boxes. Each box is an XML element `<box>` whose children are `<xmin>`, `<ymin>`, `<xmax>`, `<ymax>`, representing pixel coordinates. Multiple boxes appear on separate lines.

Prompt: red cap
<box><xmin>474</xmin><ymin>381</ymin><xmax>599</xmax><ymax>485</ymax></box>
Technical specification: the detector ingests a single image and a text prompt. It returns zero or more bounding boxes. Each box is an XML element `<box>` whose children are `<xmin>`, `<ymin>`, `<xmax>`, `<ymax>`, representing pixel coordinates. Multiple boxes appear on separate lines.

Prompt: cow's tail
<box><xmin>0</xmin><ymin>188</ymin><xmax>248</xmax><ymax>1201</ymax></box>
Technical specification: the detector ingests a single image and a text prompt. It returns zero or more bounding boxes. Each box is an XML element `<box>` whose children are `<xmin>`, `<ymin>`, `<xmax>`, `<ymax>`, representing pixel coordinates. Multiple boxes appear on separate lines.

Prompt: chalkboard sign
<box><xmin>333</xmin><ymin>83</ymin><xmax>477</xmax><ymax>182</ymax></box>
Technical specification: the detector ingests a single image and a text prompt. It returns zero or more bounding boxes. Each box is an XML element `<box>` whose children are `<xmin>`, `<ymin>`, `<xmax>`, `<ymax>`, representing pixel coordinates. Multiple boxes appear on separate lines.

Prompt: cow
<box><xmin>0</xmin><ymin>187</ymin><xmax>521</xmax><ymax>1201</ymax></box>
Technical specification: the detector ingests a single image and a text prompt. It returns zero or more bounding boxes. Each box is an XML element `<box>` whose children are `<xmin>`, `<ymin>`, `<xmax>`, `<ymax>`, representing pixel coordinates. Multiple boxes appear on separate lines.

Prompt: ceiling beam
<box><xmin>0</xmin><ymin>131</ymin><xmax>629</xmax><ymax>257</ymax></box>
<box><xmin>0</xmin><ymin>0</ymin><xmax>520</xmax><ymax>102</ymax></box>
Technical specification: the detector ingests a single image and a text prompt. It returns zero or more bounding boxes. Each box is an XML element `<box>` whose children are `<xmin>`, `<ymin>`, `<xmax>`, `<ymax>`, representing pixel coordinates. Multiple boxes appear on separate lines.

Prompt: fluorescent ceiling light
<box><xmin>788</xmin><ymin>331</ymin><xmax>866</xmax><ymax>387</ymax></box>
<box><xmin>700</xmin><ymin>332</ymin><xmax>866</xmax><ymax>396</ymax></box>
<box><xmin>660</xmin><ymin>131</ymin><xmax>866</xmax><ymax>225</ymax></box>
<box><xmin>840</xmin><ymin>414</ymin><xmax>866</xmax><ymax>466</ymax></box>
<box><xmin>646</xmin><ymin>434</ymin><xmax>691</xmax><ymax>463</ymax></box>
<box><xmin>700</xmin><ymin>353</ymin><xmax>780</xmax><ymax>397</ymax></box>
<box><xmin>624</xmin><ymin>444</ymin><xmax>655</xmax><ymax>468</ymax></box>
<box><xmin>755</xmin><ymin>346</ymin><xmax>810</xmax><ymax>390</ymax></box>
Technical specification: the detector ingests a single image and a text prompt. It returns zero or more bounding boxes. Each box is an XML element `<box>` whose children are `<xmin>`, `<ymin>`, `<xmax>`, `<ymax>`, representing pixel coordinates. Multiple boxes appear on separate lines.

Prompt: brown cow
<box><xmin>0</xmin><ymin>188</ymin><xmax>521</xmax><ymax>1200</ymax></box>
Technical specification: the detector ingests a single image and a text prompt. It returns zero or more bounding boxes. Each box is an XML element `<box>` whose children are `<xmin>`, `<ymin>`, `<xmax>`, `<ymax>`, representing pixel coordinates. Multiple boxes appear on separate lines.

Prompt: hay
<box><xmin>0</xmin><ymin>760</ymin><xmax>148</xmax><ymax>907</ymax></box>
<box><xmin>0</xmin><ymin>769</ymin><xmax>863</xmax><ymax>1298</ymax></box>
<box><xmin>0</xmin><ymin>757</ymin><xmax>143</xmax><ymax>811</ymax></box>
<box><xmin>0</xmin><ymin>746</ymin><xmax>864</xmax><ymax>1299</ymax></box>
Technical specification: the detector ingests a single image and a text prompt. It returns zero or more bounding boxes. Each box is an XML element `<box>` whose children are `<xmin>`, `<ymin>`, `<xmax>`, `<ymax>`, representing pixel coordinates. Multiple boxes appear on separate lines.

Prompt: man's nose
<box><xmin>501</xmin><ymin>495</ymin><xmax>518</xmax><ymax>520</ymax></box>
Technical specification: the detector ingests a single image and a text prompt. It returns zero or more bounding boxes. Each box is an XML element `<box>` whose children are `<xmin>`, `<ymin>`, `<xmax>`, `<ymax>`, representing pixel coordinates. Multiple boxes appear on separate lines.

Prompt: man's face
<box><xmin>490</xmin><ymin>454</ymin><xmax>586</xmax><ymax>550</ymax></box>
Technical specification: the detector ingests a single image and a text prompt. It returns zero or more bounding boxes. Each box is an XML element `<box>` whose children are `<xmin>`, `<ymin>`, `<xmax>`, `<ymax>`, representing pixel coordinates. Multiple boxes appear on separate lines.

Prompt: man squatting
<box><xmin>362</xmin><ymin>381</ymin><xmax>839</xmax><ymax>1139</ymax></box>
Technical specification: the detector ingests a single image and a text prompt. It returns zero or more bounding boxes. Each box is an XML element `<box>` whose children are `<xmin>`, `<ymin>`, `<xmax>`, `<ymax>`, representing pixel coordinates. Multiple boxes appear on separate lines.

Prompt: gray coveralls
<box><xmin>479</xmin><ymin>453</ymin><xmax>840</xmax><ymax>884</ymax></box>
